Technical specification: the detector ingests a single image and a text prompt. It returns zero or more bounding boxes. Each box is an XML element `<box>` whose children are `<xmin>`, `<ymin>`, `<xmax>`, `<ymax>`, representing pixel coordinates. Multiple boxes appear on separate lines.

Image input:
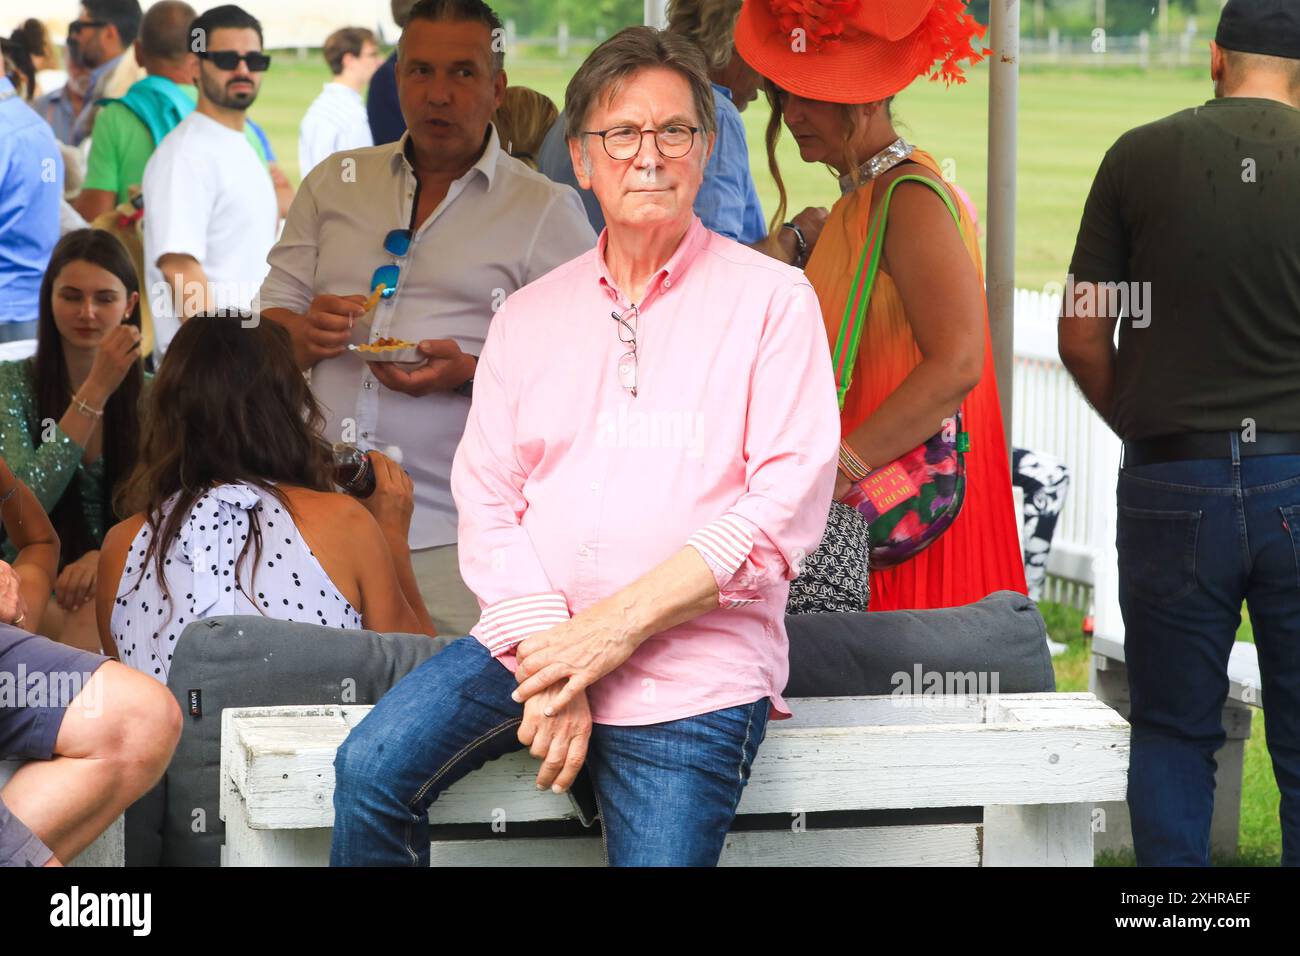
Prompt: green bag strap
<box><xmin>831</xmin><ymin>173</ymin><xmax>964</xmax><ymax>411</ymax></box>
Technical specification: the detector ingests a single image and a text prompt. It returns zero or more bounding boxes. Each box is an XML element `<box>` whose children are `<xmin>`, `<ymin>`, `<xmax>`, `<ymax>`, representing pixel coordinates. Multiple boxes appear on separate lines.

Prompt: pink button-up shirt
<box><xmin>451</xmin><ymin>215</ymin><xmax>840</xmax><ymax>725</ymax></box>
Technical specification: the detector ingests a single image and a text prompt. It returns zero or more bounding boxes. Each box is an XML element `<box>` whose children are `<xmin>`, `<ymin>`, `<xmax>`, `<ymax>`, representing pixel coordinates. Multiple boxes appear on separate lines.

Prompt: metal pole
<box><xmin>644</xmin><ymin>0</ymin><xmax>668</xmax><ymax>28</ymax></box>
<box><xmin>986</xmin><ymin>0</ymin><xmax>1020</xmax><ymax>459</ymax></box>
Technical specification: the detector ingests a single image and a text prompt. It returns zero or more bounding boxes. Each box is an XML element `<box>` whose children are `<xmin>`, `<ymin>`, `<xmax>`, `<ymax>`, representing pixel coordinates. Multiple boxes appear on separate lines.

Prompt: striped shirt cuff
<box><xmin>475</xmin><ymin>592</ymin><xmax>571</xmax><ymax>656</ymax></box>
<box><xmin>687</xmin><ymin>515</ymin><xmax>761</xmax><ymax>609</ymax></box>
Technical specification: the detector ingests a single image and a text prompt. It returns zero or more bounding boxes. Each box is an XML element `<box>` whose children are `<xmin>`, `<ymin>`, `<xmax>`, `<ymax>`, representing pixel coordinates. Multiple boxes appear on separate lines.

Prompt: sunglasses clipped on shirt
<box><xmin>198</xmin><ymin>50</ymin><xmax>272</xmax><ymax>72</ymax></box>
<box><xmin>370</xmin><ymin>229</ymin><xmax>412</xmax><ymax>300</ymax></box>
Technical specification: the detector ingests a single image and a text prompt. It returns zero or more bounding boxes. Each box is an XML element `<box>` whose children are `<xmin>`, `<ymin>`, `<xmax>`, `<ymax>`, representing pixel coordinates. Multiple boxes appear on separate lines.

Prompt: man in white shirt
<box><xmin>143</xmin><ymin>4</ymin><xmax>277</xmax><ymax>354</ymax></box>
<box><xmin>298</xmin><ymin>27</ymin><xmax>381</xmax><ymax>177</ymax></box>
<box><xmin>260</xmin><ymin>0</ymin><xmax>596</xmax><ymax>637</ymax></box>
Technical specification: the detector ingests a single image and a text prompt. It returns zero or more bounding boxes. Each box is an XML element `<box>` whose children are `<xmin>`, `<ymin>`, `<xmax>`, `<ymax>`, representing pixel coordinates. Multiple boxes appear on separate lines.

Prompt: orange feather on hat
<box><xmin>736</xmin><ymin>0</ymin><xmax>989</xmax><ymax>103</ymax></box>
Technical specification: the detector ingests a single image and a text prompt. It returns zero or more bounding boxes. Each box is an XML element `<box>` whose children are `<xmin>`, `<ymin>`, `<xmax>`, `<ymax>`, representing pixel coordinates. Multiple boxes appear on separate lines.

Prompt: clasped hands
<box><xmin>511</xmin><ymin>606</ymin><xmax>638</xmax><ymax>794</ymax></box>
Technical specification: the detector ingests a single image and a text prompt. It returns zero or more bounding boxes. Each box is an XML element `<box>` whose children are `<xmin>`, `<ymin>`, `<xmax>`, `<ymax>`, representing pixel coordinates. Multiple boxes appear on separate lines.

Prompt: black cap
<box><xmin>1217</xmin><ymin>0</ymin><xmax>1300</xmax><ymax>60</ymax></box>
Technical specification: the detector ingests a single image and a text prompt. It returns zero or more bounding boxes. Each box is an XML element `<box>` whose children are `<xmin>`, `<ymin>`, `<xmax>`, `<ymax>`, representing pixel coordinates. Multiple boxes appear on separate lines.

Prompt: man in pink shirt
<box><xmin>331</xmin><ymin>24</ymin><xmax>839</xmax><ymax>867</ymax></box>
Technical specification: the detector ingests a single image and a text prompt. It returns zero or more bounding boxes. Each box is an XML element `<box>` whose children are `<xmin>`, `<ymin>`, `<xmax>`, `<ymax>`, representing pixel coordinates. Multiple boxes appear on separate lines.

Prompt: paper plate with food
<box><xmin>350</xmin><ymin>337</ymin><xmax>425</xmax><ymax>366</ymax></box>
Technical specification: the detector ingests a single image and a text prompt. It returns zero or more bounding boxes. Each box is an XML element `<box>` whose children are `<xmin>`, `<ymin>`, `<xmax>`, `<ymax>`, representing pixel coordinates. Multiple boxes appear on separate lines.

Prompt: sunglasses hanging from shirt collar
<box><xmin>370</xmin><ymin>175</ymin><xmax>421</xmax><ymax>299</ymax></box>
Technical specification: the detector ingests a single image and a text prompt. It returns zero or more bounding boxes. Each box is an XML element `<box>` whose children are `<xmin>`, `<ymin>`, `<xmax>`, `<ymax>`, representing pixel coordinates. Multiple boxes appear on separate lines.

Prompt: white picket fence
<box><xmin>1011</xmin><ymin>288</ymin><xmax>1122</xmax><ymax>639</ymax></box>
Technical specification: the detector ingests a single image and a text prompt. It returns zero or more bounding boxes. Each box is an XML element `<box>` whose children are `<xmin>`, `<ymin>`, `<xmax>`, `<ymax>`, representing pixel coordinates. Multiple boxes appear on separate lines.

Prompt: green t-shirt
<box><xmin>83</xmin><ymin>84</ymin><xmax>271</xmax><ymax>203</ymax></box>
<box><xmin>1068</xmin><ymin>97</ymin><xmax>1300</xmax><ymax>441</ymax></box>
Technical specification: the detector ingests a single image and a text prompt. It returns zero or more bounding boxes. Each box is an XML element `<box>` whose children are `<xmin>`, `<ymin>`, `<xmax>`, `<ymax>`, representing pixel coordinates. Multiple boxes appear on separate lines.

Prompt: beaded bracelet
<box><xmin>838</xmin><ymin>441</ymin><xmax>874</xmax><ymax>483</ymax></box>
<box><xmin>71</xmin><ymin>394</ymin><xmax>104</xmax><ymax>419</ymax></box>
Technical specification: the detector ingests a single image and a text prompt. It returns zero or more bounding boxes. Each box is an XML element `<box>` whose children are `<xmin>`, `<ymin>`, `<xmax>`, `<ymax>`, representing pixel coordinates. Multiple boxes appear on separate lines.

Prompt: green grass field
<box><xmin>252</xmin><ymin>53</ymin><xmax>1281</xmax><ymax>863</ymax></box>
<box><xmin>252</xmin><ymin>52</ymin><xmax>1214</xmax><ymax>291</ymax></box>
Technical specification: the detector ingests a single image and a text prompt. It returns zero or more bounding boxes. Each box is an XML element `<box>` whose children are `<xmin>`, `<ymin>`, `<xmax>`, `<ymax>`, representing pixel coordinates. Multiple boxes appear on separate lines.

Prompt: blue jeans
<box><xmin>1117</xmin><ymin>441</ymin><xmax>1300</xmax><ymax>866</ymax></box>
<box><xmin>330</xmin><ymin>636</ymin><xmax>770</xmax><ymax>866</ymax></box>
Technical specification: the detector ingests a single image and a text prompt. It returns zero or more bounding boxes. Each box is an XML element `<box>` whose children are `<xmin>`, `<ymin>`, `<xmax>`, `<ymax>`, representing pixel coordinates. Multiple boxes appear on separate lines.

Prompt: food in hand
<box><xmin>354</xmin><ymin>337</ymin><xmax>417</xmax><ymax>354</ymax></box>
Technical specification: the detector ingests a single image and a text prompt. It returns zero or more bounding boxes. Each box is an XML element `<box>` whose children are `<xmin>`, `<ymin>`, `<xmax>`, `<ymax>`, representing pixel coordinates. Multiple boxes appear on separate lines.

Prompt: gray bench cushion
<box><xmin>130</xmin><ymin>619</ymin><xmax>449</xmax><ymax>866</ymax></box>
<box><xmin>784</xmin><ymin>590</ymin><xmax>1053</xmax><ymax>697</ymax></box>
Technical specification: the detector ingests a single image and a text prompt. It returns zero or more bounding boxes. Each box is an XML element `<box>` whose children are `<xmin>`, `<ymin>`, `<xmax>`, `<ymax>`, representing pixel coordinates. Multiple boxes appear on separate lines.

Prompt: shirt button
<box><xmin>578</xmin><ymin>545</ymin><xmax>590</xmax><ymax>557</ymax></box>
<box><xmin>363</xmin><ymin>381</ymin><xmax>373</xmax><ymax>390</ymax></box>
<box><xmin>589</xmin><ymin>482</ymin><xmax>599</xmax><ymax>493</ymax></box>
<box><xmin>663</xmin><ymin>278</ymin><xmax>672</xmax><ymax>289</ymax></box>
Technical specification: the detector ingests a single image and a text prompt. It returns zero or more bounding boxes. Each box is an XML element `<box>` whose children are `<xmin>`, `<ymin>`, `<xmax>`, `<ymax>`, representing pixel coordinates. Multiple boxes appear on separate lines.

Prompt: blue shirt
<box><xmin>71</xmin><ymin>53</ymin><xmax>124</xmax><ymax>145</ymax></box>
<box><xmin>537</xmin><ymin>113</ymin><xmax>605</xmax><ymax>233</ymax></box>
<box><xmin>696</xmin><ymin>83</ymin><xmax>766</xmax><ymax>245</ymax></box>
<box><xmin>537</xmin><ymin>84</ymin><xmax>766</xmax><ymax>243</ymax></box>
<box><xmin>32</xmin><ymin>85</ymin><xmax>79</xmax><ymax>145</ymax></box>
<box><xmin>0</xmin><ymin>78</ymin><xmax>64</xmax><ymax>324</ymax></box>
<box><xmin>366</xmin><ymin>53</ymin><xmax>406</xmax><ymax>146</ymax></box>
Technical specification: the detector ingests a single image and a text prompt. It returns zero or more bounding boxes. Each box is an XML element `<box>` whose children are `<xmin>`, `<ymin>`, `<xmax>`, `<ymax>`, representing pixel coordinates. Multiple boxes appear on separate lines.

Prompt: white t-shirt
<box><xmin>143</xmin><ymin>110</ymin><xmax>278</xmax><ymax>356</ymax></box>
<box><xmin>298</xmin><ymin>82</ymin><xmax>373</xmax><ymax>177</ymax></box>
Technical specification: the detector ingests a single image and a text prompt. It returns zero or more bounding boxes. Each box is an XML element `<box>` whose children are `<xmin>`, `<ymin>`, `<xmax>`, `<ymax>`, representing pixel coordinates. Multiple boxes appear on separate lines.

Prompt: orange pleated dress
<box><xmin>804</xmin><ymin>149</ymin><xmax>1028</xmax><ymax>611</ymax></box>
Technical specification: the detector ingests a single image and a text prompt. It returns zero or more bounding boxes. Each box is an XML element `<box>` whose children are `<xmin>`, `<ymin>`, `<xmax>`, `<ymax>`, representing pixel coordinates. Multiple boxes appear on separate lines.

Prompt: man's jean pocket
<box><xmin>1117</xmin><ymin>504</ymin><xmax>1201</xmax><ymax>604</ymax></box>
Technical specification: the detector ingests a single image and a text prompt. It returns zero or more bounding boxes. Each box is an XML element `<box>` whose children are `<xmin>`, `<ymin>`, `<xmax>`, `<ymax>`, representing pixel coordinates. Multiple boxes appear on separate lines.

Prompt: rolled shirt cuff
<box><xmin>473</xmin><ymin>591</ymin><xmax>571</xmax><ymax>656</ymax></box>
<box><xmin>686</xmin><ymin>515</ymin><xmax>762</xmax><ymax>609</ymax></box>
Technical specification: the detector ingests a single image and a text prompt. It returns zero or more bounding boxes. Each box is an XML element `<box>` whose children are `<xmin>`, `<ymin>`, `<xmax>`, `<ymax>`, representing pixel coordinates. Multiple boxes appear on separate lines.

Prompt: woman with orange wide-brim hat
<box><xmin>737</xmin><ymin>0</ymin><xmax>1027</xmax><ymax>611</ymax></box>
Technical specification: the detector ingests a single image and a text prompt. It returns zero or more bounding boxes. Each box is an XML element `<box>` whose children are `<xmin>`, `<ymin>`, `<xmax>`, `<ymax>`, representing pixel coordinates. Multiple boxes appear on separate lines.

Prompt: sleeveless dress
<box><xmin>805</xmin><ymin>149</ymin><xmax>1027</xmax><ymax>611</ymax></box>
<box><xmin>111</xmin><ymin>482</ymin><xmax>362</xmax><ymax>682</ymax></box>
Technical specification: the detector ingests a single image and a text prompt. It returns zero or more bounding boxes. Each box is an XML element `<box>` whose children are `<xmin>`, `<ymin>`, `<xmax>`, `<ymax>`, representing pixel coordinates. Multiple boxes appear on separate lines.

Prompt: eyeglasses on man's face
<box><xmin>69</xmin><ymin>19</ymin><xmax>108</xmax><ymax>35</ymax></box>
<box><xmin>583</xmin><ymin>124</ymin><xmax>700</xmax><ymax>161</ymax></box>
<box><xmin>198</xmin><ymin>50</ymin><xmax>272</xmax><ymax>72</ymax></box>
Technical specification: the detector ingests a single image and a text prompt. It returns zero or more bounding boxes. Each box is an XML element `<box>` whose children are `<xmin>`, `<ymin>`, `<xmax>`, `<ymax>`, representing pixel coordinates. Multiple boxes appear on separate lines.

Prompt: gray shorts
<box><xmin>0</xmin><ymin>624</ymin><xmax>108</xmax><ymax>866</ymax></box>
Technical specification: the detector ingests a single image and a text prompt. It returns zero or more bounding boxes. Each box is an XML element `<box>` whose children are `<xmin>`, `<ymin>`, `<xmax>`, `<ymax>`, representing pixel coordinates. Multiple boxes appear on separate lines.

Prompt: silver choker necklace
<box><xmin>838</xmin><ymin>138</ymin><xmax>915</xmax><ymax>194</ymax></box>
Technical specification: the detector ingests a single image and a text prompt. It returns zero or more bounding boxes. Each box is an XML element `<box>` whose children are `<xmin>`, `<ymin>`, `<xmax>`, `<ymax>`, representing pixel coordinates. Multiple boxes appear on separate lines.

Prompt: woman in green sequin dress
<box><xmin>0</xmin><ymin>230</ymin><xmax>145</xmax><ymax>652</ymax></box>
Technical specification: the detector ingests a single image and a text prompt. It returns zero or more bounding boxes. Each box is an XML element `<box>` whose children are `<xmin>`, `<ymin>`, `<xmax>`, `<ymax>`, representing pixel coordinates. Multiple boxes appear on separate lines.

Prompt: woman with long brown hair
<box><xmin>96</xmin><ymin>315</ymin><xmax>436</xmax><ymax>681</ymax></box>
<box><xmin>736</xmin><ymin>0</ymin><xmax>1026</xmax><ymax>611</ymax></box>
<box><xmin>0</xmin><ymin>228</ymin><xmax>145</xmax><ymax>651</ymax></box>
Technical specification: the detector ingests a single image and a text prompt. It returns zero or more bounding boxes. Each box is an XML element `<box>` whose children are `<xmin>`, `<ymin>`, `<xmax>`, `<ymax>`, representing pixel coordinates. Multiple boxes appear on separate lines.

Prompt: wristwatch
<box><xmin>782</xmin><ymin>222</ymin><xmax>809</xmax><ymax>267</ymax></box>
<box><xmin>455</xmin><ymin>355</ymin><xmax>477</xmax><ymax>399</ymax></box>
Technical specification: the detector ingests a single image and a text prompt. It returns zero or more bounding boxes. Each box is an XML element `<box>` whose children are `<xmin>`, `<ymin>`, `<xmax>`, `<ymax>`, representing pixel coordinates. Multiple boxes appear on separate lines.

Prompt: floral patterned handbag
<box><xmin>834</xmin><ymin>173</ymin><xmax>970</xmax><ymax>571</ymax></box>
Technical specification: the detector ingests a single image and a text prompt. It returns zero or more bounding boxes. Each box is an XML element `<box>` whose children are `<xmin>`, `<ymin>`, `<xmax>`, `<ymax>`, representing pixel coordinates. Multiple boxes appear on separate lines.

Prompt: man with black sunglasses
<box><xmin>142</xmin><ymin>4</ymin><xmax>278</xmax><ymax>352</ymax></box>
<box><xmin>62</xmin><ymin>0</ymin><xmax>143</xmax><ymax>146</ymax></box>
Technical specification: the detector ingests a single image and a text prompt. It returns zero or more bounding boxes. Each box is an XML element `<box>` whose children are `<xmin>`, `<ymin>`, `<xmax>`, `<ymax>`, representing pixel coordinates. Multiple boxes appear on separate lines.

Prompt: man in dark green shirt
<box><xmin>1060</xmin><ymin>0</ymin><xmax>1300</xmax><ymax>867</ymax></box>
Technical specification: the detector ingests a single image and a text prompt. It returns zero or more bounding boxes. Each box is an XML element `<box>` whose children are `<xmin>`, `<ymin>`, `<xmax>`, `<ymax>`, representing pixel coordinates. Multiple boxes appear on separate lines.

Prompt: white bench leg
<box><xmin>982</xmin><ymin>803</ymin><xmax>1094</xmax><ymax>866</ymax></box>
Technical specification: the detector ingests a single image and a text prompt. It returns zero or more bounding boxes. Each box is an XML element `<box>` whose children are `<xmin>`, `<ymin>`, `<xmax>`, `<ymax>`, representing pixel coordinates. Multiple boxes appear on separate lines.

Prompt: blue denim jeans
<box><xmin>330</xmin><ymin>636</ymin><xmax>770</xmax><ymax>866</ymax></box>
<box><xmin>1117</xmin><ymin>441</ymin><xmax>1300</xmax><ymax>866</ymax></box>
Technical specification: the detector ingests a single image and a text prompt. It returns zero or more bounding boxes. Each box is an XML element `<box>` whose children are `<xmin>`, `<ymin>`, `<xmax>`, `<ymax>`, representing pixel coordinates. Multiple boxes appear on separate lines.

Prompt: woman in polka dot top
<box><xmin>93</xmin><ymin>316</ymin><xmax>437</xmax><ymax>682</ymax></box>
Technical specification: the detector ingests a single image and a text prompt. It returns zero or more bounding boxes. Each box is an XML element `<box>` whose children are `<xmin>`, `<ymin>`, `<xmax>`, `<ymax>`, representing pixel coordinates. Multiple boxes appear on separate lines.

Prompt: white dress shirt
<box><xmin>298</xmin><ymin>82</ymin><xmax>373</xmax><ymax>178</ymax></box>
<box><xmin>258</xmin><ymin>125</ymin><xmax>597</xmax><ymax>549</ymax></box>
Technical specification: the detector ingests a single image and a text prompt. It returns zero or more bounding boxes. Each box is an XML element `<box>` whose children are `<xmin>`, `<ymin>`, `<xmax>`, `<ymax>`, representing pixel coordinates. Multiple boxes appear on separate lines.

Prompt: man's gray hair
<box><xmin>666</xmin><ymin>0</ymin><xmax>742</xmax><ymax>71</ymax></box>
<box><xmin>564</xmin><ymin>25</ymin><xmax>717</xmax><ymax>152</ymax></box>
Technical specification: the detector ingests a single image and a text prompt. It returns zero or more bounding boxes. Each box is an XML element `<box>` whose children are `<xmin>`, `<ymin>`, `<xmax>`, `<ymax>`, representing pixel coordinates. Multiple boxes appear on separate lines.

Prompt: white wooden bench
<box><xmin>219</xmin><ymin>693</ymin><xmax>1128</xmax><ymax>866</ymax></box>
<box><xmin>0</xmin><ymin>759</ymin><xmax>124</xmax><ymax>866</ymax></box>
<box><xmin>1089</xmin><ymin>635</ymin><xmax>1262</xmax><ymax>858</ymax></box>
